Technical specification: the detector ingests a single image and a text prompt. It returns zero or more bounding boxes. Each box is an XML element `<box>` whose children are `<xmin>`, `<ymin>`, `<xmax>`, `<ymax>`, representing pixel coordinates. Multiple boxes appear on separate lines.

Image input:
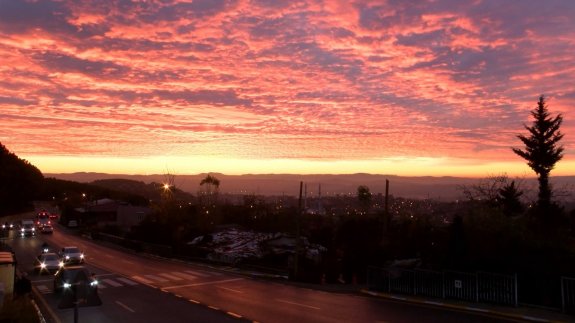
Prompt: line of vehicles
<box><xmin>2</xmin><ymin>210</ymin><xmax>56</xmax><ymax>237</ymax></box>
<box><xmin>4</xmin><ymin>210</ymin><xmax>97</xmax><ymax>296</ymax></box>
<box><xmin>36</xmin><ymin>244</ymin><xmax>94</xmax><ymax>294</ymax></box>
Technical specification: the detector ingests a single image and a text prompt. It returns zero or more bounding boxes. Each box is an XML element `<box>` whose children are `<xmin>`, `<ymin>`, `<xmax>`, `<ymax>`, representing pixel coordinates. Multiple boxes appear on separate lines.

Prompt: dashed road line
<box><xmin>227</xmin><ymin>311</ymin><xmax>242</xmax><ymax>318</ymax></box>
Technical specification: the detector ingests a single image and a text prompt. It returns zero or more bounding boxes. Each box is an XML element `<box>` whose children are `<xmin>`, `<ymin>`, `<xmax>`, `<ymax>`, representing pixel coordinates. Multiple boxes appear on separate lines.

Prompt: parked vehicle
<box><xmin>59</xmin><ymin>246</ymin><xmax>85</xmax><ymax>264</ymax></box>
<box><xmin>35</xmin><ymin>252</ymin><xmax>63</xmax><ymax>274</ymax></box>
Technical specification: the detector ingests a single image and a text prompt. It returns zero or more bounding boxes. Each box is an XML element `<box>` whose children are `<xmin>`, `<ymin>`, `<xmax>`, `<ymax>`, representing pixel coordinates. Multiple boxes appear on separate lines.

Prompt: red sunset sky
<box><xmin>0</xmin><ymin>0</ymin><xmax>574</xmax><ymax>177</ymax></box>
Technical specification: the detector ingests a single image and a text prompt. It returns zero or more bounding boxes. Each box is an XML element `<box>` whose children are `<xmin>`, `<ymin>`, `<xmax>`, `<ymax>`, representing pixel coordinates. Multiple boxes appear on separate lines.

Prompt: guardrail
<box><xmin>367</xmin><ymin>266</ymin><xmax>518</xmax><ymax>307</ymax></box>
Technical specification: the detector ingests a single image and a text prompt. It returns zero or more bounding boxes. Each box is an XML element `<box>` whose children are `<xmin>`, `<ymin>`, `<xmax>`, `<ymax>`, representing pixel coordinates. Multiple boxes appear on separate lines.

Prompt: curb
<box><xmin>361</xmin><ymin>290</ymin><xmax>569</xmax><ymax>323</ymax></box>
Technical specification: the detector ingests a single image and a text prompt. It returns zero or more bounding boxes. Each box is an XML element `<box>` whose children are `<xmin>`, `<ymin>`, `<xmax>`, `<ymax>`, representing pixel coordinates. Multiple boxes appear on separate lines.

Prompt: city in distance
<box><xmin>47</xmin><ymin>171</ymin><xmax>575</xmax><ymax>202</ymax></box>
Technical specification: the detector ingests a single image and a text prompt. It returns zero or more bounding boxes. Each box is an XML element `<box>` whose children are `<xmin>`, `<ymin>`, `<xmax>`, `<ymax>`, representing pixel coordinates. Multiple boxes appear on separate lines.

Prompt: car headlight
<box><xmin>32</xmin><ymin>228</ymin><xmax>35</xmax><ymax>231</ymax></box>
<box><xmin>65</xmin><ymin>255</ymin><xmax>70</xmax><ymax>259</ymax></box>
<box><xmin>90</xmin><ymin>280</ymin><xmax>98</xmax><ymax>287</ymax></box>
<box><xmin>59</xmin><ymin>261</ymin><xmax>64</xmax><ymax>267</ymax></box>
<box><xmin>40</xmin><ymin>263</ymin><xmax>46</xmax><ymax>269</ymax></box>
<box><xmin>21</xmin><ymin>228</ymin><xmax>24</xmax><ymax>233</ymax></box>
<box><xmin>80</xmin><ymin>254</ymin><xmax>84</xmax><ymax>259</ymax></box>
<box><xmin>63</xmin><ymin>282</ymin><xmax>71</xmax><ymax>289</ymax></box>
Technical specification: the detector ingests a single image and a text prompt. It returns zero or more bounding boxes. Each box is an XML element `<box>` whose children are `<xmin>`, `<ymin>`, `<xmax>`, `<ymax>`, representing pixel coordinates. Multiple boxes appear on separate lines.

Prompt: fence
<box><xmin>367</xmin><ymin>266</ymin><xmax>518</xmax><ymax>307</ymax></box>
<box><xmin>562</xmin><ymin>277</ymin><xmax>575</xmax><ymax>313</ymax></box>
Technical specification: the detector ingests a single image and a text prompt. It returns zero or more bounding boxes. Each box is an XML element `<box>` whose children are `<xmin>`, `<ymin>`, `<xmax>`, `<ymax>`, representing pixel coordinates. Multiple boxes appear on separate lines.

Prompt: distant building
<box><xmin>73</xmin><ymin>199</ymin><xmax>152</xmax><ymax>230</ymax></box>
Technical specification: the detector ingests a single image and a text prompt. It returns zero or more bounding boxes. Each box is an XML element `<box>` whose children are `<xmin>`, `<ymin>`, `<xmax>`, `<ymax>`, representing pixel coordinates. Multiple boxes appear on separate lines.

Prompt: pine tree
<box><xmin>512</xmin><ymin>96</ymin><xmax>564</xmax><ymax>209</ymax></box>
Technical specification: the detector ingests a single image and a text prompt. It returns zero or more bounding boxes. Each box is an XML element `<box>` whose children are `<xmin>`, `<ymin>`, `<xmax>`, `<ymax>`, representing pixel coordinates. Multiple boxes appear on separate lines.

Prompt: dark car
<box><xmin>40</xmin><ymin>224</ymin><xmax>54</xmax><ymax>234</ymax></box>
<box><xmin>35</xmin><ymin>252</ymin><xmax>63</xmax><ymax>274</ymax></box>
<box><xmin>53</xmin><ymin>266</ymin><xmax>97</xmax><ymax>294</ymax></box>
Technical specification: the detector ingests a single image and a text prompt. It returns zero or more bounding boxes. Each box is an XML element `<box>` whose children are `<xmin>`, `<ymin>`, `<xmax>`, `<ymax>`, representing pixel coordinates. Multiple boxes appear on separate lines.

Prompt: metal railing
<box><xmin>562</xmin><ymin>277</ymin><xmax>575</xmax><ymax>313</ymax></box>
<box><xmin>367</xmin><ymin>266</ymin><xmax>518</xmax><ymax>307</ymax></box>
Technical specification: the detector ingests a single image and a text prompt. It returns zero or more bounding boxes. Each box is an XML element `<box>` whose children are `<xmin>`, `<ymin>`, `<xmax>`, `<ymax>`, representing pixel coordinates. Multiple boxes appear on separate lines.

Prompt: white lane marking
<box><xmin>116</xmin><ymin>301</ymin><xmax>135</xmax><ymax>313</ymax></box>
<box><xmin>275</xmin><ymin>299</ymin><xmax>321</xmax><ymax>310</ymax></box>
<box><xmin>131</xmin><ymin>275</ymin><xmax>154</xmax><ymax>284</ymax></box>
<box><xmin>227</xmin><ymin>312</ymin><xmax>242</xmax><ymax>319</ymax></box>
<box><xmin>144</xmin><ymin>274</ymin><xmax>168</xmax><ymax>282</ymax></box>
<box><xmin>170</xmin><ymin>272</ymin><xmax>197</xmax><ymax>281</ymax></box>
<box><xmin>217</xmin><ymin>286</ymin><xmax>243</xmax><ymax>293</ymax></box>
<box><xmin>158</xmin><ymin>273</ymin><xmax>183</xmax><ymax>280</ymax></box>
<box><xmin>163</xmin><ymin>278</ymin><xmax>244</xmax><ymax>290</ymax></box>
<box><xmin>184</xmin><ymin>270</ymin><xmax>212</xmax><ymax>277</ymax></box>
<box><xmin>117</xmin><ymin>278</ymin><xmax>138</xmax><ymax>286</ymax></box>
<box><xmin>101</xmin><ymin>279</ymin><xmax>122</xmax><ymax>287</ymax></box>
<box><xmin>36</xmin><ymin>285</ymin><xmax>50</xmax><ymax>294</ymax></box>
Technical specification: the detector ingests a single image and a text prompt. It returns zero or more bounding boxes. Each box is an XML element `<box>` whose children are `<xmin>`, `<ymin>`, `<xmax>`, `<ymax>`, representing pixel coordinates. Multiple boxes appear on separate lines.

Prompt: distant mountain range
<box><xmin>44</xmin><ymin>172</ymin><xmax>575</xmax><ymax>201</ymax></box>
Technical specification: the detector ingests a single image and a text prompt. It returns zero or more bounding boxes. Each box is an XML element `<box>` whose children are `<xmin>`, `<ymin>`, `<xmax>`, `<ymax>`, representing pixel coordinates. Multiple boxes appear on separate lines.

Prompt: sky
<box><xmin>1</xmin><ymin>0</ymin><xmax>574</xmax><ymax>177</ymax></box>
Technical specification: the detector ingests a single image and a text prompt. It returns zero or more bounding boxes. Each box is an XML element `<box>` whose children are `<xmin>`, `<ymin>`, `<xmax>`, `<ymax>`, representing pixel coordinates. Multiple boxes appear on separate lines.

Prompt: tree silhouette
<box><xmin>512</xmin><ymin>96</ymin><xmax>564</xmax><ymax>210</ymax></box>
<box><xmin>198</xmin><ymin>174</ymin><xmax>220</xmax><ymax>222</ymax></box>
<box><xmin>0</xmin><ymin>142</ymin><xmax>44</xmax><ymax>215</ymax></box>
<box><xmin>357</xmin><ymin>185</ymin><xmax>372</xmax><ymax>213</ymax></box>
<box><xmin>497</xmin><ymin>181</ymin><xmax>524</xmax><ymax>217</ymax></box>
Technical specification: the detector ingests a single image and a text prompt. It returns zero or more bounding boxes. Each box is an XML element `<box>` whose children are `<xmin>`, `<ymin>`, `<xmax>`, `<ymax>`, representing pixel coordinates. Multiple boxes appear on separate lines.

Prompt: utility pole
<box><xmin>384</xmin><ymin>179</ymin><xmax>390</xmax><ymax>235</ymax></box>
<box><xmin>295</xmin><ymin>181</ymin><xmax>303</xmax><ymax>280</ymax></box>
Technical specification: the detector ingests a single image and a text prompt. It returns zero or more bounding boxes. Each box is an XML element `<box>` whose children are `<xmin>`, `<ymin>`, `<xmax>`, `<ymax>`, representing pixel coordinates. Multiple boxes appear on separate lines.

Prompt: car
<box><xmin>40</xmin><ymin>224</ymin><xmax>53</xmax><ymax>234</ymax></box>
<box><xmin>53</xmin><ymin>266</ymin><xmax>97</xmax><ymax>294</ymax></box>
<box><xmin>36</xmin><ymin>211</ymin><xmax>51</xmax><ymax>228</ymax></box>
<box><xmin>59</xmin><ymin>246</ymin><xmax>84</xmax><ymax>264</ymax></box>
<box><xmin>2</xmin><ymin>222</ymin><xmax>14</xmax><ymax>230</ymax></box>
<box><xmin>35</xmin><ymin>252</ymin><xmax>63</xmax><ymax>274</ymax></box>
<box><xmin>20</xmin><ymin>223</ymin><xmax>36</xmax><ymax>237</ymax></box>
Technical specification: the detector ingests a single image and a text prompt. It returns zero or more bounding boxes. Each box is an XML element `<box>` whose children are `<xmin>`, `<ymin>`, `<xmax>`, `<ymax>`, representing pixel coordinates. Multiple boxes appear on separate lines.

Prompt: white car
<box><xmin>35</xmin><ymin>252</ymin><xmax>64</xmax><ymax>274</ymax></box>
<box><xmin>59</xmin><ymin>246</ymin><xmax>85</xmax><ymax>264</ymax></box>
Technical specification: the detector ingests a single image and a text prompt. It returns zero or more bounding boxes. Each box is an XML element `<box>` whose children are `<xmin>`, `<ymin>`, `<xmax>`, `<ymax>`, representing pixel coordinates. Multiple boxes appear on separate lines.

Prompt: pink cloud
<box><xmin>1</xmin><ymin>0</ymin><xmax>574</xmax><ymax>174</ymax></box>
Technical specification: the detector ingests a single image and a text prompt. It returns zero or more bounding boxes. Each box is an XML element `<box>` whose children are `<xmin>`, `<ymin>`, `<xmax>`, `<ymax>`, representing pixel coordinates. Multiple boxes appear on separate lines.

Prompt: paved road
<box><xmin>6</xmin><ymin>229</ymin><xmax>242</xmax><ymax>323</ymax></box>
<box><xmin>4</xmin><ymin>210</ymin><xmax>517</xmax><ymax>323</ymax></box>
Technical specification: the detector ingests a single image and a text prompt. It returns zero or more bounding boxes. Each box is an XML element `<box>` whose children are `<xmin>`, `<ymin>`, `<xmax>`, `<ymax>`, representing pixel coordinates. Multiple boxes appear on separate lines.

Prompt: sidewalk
<box><xmin>360</xmin><ymin>289</ymin><xmax>575</xmax><ymax>323</ymax></box>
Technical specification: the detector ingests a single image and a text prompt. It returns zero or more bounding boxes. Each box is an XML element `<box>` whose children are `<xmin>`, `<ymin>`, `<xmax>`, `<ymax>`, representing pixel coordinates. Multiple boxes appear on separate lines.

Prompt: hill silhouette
<box><xmin>45</xmin><ymin>172</ymin><xmax>575</xmax><ymax>202</ymax></box>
